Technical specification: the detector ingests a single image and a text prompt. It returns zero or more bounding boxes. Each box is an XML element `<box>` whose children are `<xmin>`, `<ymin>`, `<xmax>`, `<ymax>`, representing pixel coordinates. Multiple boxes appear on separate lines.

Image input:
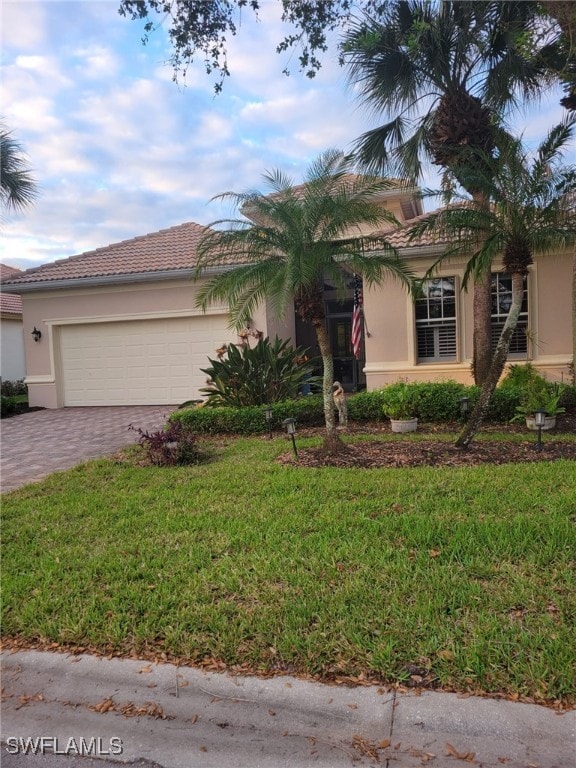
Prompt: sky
<box><xmin>1</xmin><ymin>0</ymin><xmax>571</xmax><ymax>271</ymax></box>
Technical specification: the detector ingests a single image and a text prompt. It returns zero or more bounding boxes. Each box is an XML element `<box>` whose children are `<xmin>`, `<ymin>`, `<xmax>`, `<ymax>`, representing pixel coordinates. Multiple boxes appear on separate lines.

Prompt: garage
<box><xmin>59</xmin><ymin>315</ymin><xmax>230</xmax><ymax>406</ymax></box>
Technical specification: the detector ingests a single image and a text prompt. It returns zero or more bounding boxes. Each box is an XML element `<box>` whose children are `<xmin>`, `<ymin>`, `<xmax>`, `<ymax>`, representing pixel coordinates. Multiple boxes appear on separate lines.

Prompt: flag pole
<box><xmin>362</xmin><ymin>308</ymin><xmax>371</xmax><ymax>338</ymax></box>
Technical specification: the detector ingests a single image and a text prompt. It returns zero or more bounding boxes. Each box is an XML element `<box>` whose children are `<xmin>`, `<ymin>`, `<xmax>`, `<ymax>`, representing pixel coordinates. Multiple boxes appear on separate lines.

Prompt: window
<box><xmin>491</xmin><ymin>273</ymin><xmax>528</xmax><ymax>355</ymax></box>
<box><xmin>415</xmin><ymin>277</ymin><xmax>457</xmax><ymax>362</ymax></box>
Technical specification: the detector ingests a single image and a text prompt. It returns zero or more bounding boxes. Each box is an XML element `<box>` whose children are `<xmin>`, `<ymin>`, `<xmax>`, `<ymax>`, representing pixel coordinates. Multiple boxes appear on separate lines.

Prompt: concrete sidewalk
<box><xmin>1</xmin><ymin>650</ymin><xmax>573</xmax><ymax>768</ymax></box>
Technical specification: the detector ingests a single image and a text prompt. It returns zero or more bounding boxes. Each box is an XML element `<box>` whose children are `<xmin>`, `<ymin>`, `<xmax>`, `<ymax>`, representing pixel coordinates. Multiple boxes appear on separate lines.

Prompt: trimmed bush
<box><xmin>346</xmin><ymin>390</ymin><xmax>386</xmax><ymax>422</ymax></box>
<box><xmin>169</xmin><ymin>380</ymin><xmax>529</xmax><ymax>435</ymax></box>
<box><xmin>409</xmin><ymin>381</ymin><xmax>468</xmax><ymax>422</ymax></box>
<box><xmin>171</xmin><ymin>396</ymin><xmax>325</xmax><ymax>435</ymax></box>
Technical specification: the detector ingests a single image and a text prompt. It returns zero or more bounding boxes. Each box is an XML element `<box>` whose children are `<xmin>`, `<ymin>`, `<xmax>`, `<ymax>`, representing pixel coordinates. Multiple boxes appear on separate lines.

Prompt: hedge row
<box><xmin>171</xmin><ymin>395</ymin><xmax>325</xmax><ymax>435</ymax></box>
<box><xmin>169</xmin><ymin>381</ymin><xmax>550</xmax><ymax>436</ymax></box>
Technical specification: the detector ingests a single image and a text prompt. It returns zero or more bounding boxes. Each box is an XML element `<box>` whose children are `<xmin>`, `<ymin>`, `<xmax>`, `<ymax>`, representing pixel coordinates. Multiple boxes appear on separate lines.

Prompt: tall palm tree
<box><xmin>194</xmin><ymin>149</ymin><xmax>413</xmax><ymax>452</ymax></box>
<box><xmin>410</xmin><ymin>118</ymin><xmax>576</xmax><ymax>447</ymax></box>
<box><xmin>0</xmin><ymin>122</ymin><xmax>38</xmax><ymax>214</ymax></box>
<box><xmin>538</xmin><ymin>2</ymin><xmax>576</xmax><ymax>378</ymax></box>
<box><xmin>343</xmin><ymin>0</ymin><xmax>555</xmax><ymax>386</ymax></box>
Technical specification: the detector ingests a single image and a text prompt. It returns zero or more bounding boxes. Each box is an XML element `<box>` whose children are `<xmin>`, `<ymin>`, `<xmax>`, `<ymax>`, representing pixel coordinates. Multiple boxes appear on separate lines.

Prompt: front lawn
<box><xmin>2</xmin><ymin>433</ymin><xmax>575</xmax><ymax>705</ymax></box>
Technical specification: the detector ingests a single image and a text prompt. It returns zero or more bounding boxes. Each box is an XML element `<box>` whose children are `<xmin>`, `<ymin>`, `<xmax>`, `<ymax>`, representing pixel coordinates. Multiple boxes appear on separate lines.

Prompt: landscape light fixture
<box><xmin>282</xmin><ymin>417</ymin><xmax>298</xmax><ymax>459</ymax></box>
<box><xmin>534</xmin><ymin>409</ymin><xmax>547</xmax><ymax>452</ymax></box>
<box><xmin>459</xmin><ymin>396</ymin><xmax>470</xmax><ymax>419</ymax></box>
<box><xmin>264</xmin><ymin>406</ymin><xmax>274</xmax><ymax>440</ymax></box>
<box><xmin>31</xmin><ymin>327</ymin><xmax>42</xmax><ymax>342</ymax></box>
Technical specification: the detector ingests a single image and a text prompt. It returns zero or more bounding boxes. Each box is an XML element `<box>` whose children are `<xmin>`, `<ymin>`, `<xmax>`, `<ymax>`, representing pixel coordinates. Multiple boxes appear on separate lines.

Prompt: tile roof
<box><xmin>3</xmin><ymin>222</ymin><xmax>210</xmax><ymax>286</ymax></box>
<box><xmin>363</xmin><ymin>208</ymin><xmax>452</xmax><ymax>251</ymax></box>
<box><xmin>3</xmin><ymin>206</ymin><xmax>450</xmax><ymax>292</ymax></box>
<box><xmin>0</xmin><ymin>292</ymin><xmax>23</xmax><ymax>315</ymax></box>
<box><xmin>0</xmin><ymin>265</ymin><xmax>23</xmax><ymax>315</ymax></box>
<box><xmin>0</xmin><ymin>263</ymin><xmax>23</xmax><ymax>282</ymax></box>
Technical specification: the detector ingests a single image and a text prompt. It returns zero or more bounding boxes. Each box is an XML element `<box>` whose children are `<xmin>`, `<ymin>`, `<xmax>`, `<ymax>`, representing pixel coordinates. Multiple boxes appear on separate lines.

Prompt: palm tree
<box><xmin>538</xmin><ymin>2</ymin><xmax>576</xmax><ymax>379</ymax></box>
<box><xmin>0</xmin><ymin>122</ymin><xmax>38</xmax><ymax>214</ymax></box>
<box><xmin>194</xmin><ymin>149</ymin><xmax>413</xmax><ymax>452</ymax></box>
<box><xmin>410</xmin><ymin>118</ymin><xmax>576</xmax><ymax>448</ymax></box>
<box><xmin>343</xmin><ymin>0</ymin><xmax>555</xmax><ymax>386</ymax></box>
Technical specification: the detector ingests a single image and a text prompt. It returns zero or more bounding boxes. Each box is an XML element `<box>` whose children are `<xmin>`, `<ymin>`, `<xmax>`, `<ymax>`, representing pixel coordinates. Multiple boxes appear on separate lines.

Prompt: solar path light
<box><xmin>534</xmin><ymin>409</ymin><xmax>547</xmax><ymax>452</ymax></box>
<box><xmin>282</xmin><ymin>418</ymin><xmax>298</xmax><ymax>459</ymax></box>
<box><xmin>264</xmin><ymin>406</ymin><xmax>274</xmax><ymax>440</ymax></box>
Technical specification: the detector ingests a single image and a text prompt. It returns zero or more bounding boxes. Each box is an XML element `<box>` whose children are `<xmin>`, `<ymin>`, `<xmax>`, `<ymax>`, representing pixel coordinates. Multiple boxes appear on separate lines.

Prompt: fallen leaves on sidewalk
<box><xmin>352</xmin><ymin>735</ymin><xmax>380</xmax><ymax>761</ymax></box>
<box><xmin>15</xmin><ymin>692</ymin><xmax>44</xmax><ymax>709</ymax></box>
<box><xmin>88</xmin><ymin>697</ymin><xmax>173</xmax><ymax>720</ymax></box>
<box><xmin>445</xmin><ymin>742</ymin><xmax>476</xmax><ymax>762</ymax></box>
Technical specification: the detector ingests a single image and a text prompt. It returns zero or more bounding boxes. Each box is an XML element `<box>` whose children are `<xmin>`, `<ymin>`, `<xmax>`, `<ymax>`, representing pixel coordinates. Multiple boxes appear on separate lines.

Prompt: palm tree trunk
<box><xmin>471</xmin><ymin>191</ymin><xmax>492</xmax><ymax>386</ymax></box>
<box><xmin>572</xmin><ymin>242</ymin><xmax>576</xmax><ymax>383</ymax></box>
<box><xmin>472</xmin><ymin>268</ymin><xmax>493</xmax><ymax>385</ymax></box>
<box><xmin>456</xmin><ymin>272</ymin><xmax>524</xmax><ymax>449</ymax></box>
<box><xmin>314</xmin><ymin>320</ymin><xmax>344</xmax><ymax>454</ymax></box>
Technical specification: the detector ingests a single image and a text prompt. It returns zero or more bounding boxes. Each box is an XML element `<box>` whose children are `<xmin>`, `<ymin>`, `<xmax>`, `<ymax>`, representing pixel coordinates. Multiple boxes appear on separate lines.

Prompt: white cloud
<box><xmin>72</xmin><ymin>45</ymin><xmax>121</xmax><ymax>80</ymax></box>
<box><xmin>3</xmin><ymin>0</ymin><xmax>572</xmax><ymax>271</ymax></box>
<box><xmin>1</xmin><ymin>1</ymin><xmax>47</xmax><ymax>51</ymax></box>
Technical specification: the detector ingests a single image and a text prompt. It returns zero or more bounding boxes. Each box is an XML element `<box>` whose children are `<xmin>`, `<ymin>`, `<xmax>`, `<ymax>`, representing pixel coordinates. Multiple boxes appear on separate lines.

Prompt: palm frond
<box><xmin>0</xmin><ymin>123</ymin><xmax>39</xmax><ymax>213</ymax></box>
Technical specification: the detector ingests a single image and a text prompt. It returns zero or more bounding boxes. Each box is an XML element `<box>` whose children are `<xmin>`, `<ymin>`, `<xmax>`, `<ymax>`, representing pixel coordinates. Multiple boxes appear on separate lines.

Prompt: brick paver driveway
<box><xmin>1</xmin><ymin>406</ymin><xmax>176</xmax><ymax>493</ymax></box>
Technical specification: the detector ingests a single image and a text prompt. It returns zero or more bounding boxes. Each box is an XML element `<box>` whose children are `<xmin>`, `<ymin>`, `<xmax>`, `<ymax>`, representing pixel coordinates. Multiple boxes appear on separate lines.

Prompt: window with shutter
<box><xmin>415</xmin><ymin>278</ymin><xmax>457</xmax><ymax>363</ymax></box>
<box><xmin>491</xmin><ymin>274</ymin><xmax>528</xmax><ymax>356</ymax></box>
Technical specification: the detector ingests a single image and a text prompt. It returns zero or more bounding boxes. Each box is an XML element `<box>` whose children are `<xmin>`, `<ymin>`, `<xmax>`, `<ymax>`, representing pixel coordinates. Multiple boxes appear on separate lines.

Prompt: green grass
<box><xmin>2</xmin><ymin>434</ymin><xmax>575</xmax><ymax>703</ymax></box>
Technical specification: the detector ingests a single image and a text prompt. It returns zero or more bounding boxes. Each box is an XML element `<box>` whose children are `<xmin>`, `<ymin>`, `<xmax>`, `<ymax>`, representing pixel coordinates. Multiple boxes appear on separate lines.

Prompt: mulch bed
<box><xmin>277</xmin><ymin>416</ymin><xmax>576</xmax><ymax>469</ymax></box>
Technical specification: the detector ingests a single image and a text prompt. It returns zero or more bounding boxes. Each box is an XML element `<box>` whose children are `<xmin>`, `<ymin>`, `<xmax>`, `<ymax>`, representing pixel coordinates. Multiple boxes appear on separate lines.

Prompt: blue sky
<box><xmin>1</xmin><ymin>0</ymin><xmax>571</xmax><ymax>270</ymax></box>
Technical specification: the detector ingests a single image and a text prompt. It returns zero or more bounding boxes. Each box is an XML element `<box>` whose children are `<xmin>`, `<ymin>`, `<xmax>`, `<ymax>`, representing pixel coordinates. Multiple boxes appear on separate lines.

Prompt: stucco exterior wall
<box><xmin>0</xmin><ymin>316</ymin><xmax>26</xmax><ymax>382</ymax></box>
<box><xmin>21</xmin><ymin>277</ymin><xmax>295</xmax><ymax>408</ymax></box>
<box><xmin>362</xmin><ymin>248</ymin><xmax>572</xmax><ymax>390</ymax></box>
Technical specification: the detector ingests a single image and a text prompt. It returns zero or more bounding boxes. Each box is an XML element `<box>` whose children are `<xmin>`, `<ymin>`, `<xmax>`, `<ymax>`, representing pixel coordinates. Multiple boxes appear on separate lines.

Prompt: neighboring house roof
<box><xmin>3</xmin><ymin>222</ymin><xmax>211</xmax><ymax>289</ymax></box>
<box><xmin>0</xmin><ymin>264</ymin><xmax>23</xmax><ymax>281</ymax></box>
<box><xmin>0</xmin><ymin>264</ymin><xmax>23</xmax><ymax>316</ymax></box>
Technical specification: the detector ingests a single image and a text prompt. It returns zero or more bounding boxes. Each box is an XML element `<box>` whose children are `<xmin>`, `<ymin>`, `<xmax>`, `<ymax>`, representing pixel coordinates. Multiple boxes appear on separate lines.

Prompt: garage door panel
<box><xmin>60</xmin><ymin>315</ymin><xmax>231</xmax><ymax>406</ymax></box>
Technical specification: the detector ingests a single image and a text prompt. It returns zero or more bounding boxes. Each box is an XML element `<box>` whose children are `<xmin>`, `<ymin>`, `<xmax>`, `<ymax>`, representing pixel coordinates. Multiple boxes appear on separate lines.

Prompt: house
<box><xmin>0</xmin><ymin>264</ymin><xmax>26</xmax><ymax>383</ymax></box>
<box><xmin>2</xmin><ymin>222</ymin><xmax>295</xmax><ymax>408</ymax></box>
<box><xmin>4</xmin><ymin>184</ymin><xmax>572</xmax><ymax>408</ymax></box>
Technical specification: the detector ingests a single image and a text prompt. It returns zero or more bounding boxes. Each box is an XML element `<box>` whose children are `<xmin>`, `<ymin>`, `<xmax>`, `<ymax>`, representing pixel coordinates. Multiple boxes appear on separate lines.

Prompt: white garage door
<box><xmin>59</xmin><ymin>315</ymin><xmax>231</xmax><ymax>406</ymax></box>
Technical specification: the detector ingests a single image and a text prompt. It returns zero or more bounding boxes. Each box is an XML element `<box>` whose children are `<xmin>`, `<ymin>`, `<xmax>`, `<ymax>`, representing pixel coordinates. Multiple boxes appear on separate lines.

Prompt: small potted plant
<box><xmin>514</xmin><ymin>380</ymin><xmax>566</xmax><ymax>430</ymax></box>
<box><xmin>381</xmin><ymin>382</ymin><xmax>420</xmax><ymax>433</ymax></box>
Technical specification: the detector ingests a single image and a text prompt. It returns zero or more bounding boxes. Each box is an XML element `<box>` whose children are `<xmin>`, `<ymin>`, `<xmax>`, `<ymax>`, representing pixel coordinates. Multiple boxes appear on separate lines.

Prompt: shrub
<box><xmin>346</xmin><ymin>390</ymin><xmax>386</xmax><ymax>422</ymax></box>
<box><xmin>1</xmin><ymin>396</ymin><xmax>19</xmax><ymax>418</ymax></box>
<box><xmin>129</xmin><ymin>421</ymin><xmax>208</xmax><ymax>466</ymax></box>
<box><xmin>380</xmin><ymin>382</ymin><xmax>422</xmax><ymax>420</ymax></box>
<box><xmin>560</xmin><ymin>384</ymin><xmax>576</xmax><ymax>411</ymax></box>
<box><xmin>198</xmin><ymin>336</ymin><xmax>318</xmax><ymax>407</ymax></box>
<box><xmin>172</xmin><ymin>396</ymin><xmax>325</xmax><ymax>435</ymax></box>
<box><xmin>0</xmin><ymin>379</ymin><xmax>27</xmax><ymax>397</ymax></box>
<box><xmin>500</xmin><ymin>363</ymin><xmax>542</xmax><ymax>390</ymax></box>
<box><xmin>411</xmin><ymin>381</ymin><xmax>469</xmax><ymax>422</ymax></box>
<box><xmin>483</xmin><ymin>387</ymin><xmax>521</xmax><ymax>422</ymax></box>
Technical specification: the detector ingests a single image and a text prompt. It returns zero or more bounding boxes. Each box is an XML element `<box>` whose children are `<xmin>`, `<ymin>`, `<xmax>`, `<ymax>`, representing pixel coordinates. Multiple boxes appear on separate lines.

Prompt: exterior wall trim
<box><xmin>5</xmin><ymin>264</ymin><xmax>233</xmax><ymax>294</ymax></box>
<box><xmin>43</xmin><ymin>307</ymin><xmax>228</xmax><ymax>327</ymax></box>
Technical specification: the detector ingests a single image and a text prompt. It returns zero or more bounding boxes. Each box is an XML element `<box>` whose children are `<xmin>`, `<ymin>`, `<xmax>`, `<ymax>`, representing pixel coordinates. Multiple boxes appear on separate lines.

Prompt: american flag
<box><xmin>351</xmin><ymin>274</ymin><xmax>362</xmax><ymax>360</ymax></box>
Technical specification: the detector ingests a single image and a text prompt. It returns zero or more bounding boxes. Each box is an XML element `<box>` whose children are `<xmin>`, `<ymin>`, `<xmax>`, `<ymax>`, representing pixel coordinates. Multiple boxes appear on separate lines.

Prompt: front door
<box><xmin>328</xmin><ymin>315</ymin><xmax>362</xmax><ymax>392</ymax></box>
